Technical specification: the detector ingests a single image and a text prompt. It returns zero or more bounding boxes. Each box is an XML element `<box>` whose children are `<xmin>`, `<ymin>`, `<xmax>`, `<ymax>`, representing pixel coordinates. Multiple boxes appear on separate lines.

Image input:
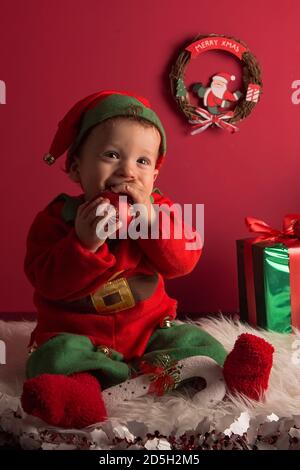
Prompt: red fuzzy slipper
<box><xmin>223</xmin><ymin>333</ymin><xmax>274</xmax><ymax>400</ymax></box>
<box><xmin>21</xmin><ymin>372</ymin><xmax>107</xmax><ymax>428</ymax></box>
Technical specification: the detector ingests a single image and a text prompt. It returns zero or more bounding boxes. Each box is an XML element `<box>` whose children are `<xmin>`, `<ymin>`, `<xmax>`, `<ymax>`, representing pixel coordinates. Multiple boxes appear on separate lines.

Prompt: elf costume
<box><xmin>21</xmin><ymin>90</ymin><xmax>274</xmax><ymax>429</ymax></box>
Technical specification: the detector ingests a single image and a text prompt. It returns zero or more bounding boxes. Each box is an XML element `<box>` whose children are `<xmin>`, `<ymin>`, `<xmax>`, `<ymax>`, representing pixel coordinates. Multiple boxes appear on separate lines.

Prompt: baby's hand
<box><xmin>75</xmin><ymin>196</ymin><xmax>122</xmax><ymax>253</ymax></box>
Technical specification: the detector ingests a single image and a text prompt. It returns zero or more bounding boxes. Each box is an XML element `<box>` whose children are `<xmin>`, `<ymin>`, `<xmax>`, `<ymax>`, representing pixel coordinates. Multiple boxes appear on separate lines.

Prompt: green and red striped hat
<box><xmin>43</xmin><ymin>90</ymin><xmax>167</xmax><ymax>171</ymax></box>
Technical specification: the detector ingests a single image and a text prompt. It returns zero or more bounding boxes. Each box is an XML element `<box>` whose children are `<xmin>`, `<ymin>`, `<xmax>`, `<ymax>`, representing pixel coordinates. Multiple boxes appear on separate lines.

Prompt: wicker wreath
<box><xmin>169</xmin><ymin>33</ymin><xmax>262</xmax><ymax>132</ymax></box>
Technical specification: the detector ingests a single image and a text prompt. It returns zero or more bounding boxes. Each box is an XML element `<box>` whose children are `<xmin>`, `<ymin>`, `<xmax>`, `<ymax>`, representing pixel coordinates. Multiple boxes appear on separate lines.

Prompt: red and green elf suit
<box><xmin>25</xmin><ymin>188</ymin><xmax>208</xmax><ymax>370</ymax></box>
<box><xmin>21</xmin><ymin>90</ymin><xmax>274</xmax><ymax>429</ymax></box>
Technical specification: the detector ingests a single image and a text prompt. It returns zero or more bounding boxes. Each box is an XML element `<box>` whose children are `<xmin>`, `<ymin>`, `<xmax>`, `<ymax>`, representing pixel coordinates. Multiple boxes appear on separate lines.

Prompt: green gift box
<box><xmin>236</xmin><ymin>216</ymin><xmax>300</xmax><ymax>333</ymax></box>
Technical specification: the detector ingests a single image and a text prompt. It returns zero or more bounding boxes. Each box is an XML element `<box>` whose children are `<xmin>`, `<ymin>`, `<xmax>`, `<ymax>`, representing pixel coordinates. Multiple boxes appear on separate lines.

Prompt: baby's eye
<box><xmin>138</xmin><ymin>157</ymin><xmax>150</xmax><ymax>165</ymax></box>
<box><xmin>104</xmin><ymin>151</ymin><xmax>119</xmax><ymax>159</ymax></box>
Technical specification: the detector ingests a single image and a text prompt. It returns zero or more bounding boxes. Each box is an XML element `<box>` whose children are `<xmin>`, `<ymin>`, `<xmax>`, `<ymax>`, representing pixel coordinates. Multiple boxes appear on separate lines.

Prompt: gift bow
<box><xmin>188</xmin><ymin>107</ymin><xmax>239</xmax><ymax>135</ymax></box>
<box><xmin>245</xmin><ymin>215</ymin><xmax>300</xmax><ymax>241</ymax></box>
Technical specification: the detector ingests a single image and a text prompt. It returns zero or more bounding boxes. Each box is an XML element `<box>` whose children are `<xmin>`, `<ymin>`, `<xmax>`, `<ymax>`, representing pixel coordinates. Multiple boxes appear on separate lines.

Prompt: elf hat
<box><xmin>43</xmin><ymin>90</ymin><xmax>167</xmax><ymax>171</ymax></box>
<box><xmin>212</xmin><ymin>72</ymin><xmax>235</xmax><ymax>84</ymax></box>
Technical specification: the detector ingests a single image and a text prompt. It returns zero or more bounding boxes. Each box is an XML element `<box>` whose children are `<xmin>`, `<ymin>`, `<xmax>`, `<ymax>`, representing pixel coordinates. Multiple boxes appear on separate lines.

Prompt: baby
<box><xmin>21</xmin><ymin>90</ymin><xmax>274</xmax><ymax>429</ymax></box>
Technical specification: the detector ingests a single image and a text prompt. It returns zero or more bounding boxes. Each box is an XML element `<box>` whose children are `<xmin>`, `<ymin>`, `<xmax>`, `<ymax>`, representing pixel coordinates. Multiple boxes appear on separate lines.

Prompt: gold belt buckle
<box><xmin>91</xmin><ymin>277</ymin><xmax>135</xmax><ymax>314</ymax></box>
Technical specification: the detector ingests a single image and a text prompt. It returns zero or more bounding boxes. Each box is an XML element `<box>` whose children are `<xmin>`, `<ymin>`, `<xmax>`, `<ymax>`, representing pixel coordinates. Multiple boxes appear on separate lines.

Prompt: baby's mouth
<box><xmin>103</xmin><ymin>184</ymin><xmax>134</xmax><ymax>201</ymax></box>
<box><xmin>105</xmin><ymin>184</ymin><xmax>122</xmax><ymax>193</ymax></box>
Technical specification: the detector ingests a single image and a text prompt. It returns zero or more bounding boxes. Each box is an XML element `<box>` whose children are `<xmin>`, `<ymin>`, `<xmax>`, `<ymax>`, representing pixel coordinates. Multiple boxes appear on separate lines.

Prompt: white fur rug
<box><xmin>1</xmin><ymin>316</ymin><xmax>300</xmax><ymax>450</ymax></box>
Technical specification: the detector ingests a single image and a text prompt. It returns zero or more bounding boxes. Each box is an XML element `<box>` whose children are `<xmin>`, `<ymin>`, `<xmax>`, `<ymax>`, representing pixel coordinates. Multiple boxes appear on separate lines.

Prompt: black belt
<box><xmin>50</xmin><ymin>273</ymin><xmax>159</xmax><ymax>314</ymax></box>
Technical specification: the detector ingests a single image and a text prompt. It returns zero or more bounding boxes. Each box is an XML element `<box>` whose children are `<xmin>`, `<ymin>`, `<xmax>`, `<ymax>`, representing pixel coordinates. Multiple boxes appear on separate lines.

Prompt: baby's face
<box><xmin>69</xmin><ymin>119</ymin><xmax>160</xmax><ymax>202</ymax></box>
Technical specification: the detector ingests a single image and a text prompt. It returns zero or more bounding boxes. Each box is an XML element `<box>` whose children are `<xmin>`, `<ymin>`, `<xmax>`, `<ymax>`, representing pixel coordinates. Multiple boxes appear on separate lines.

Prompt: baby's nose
<box><xmin>117</xmin><ymin>160</ymin><xmax>135</xmax><ymax>177</ymax></box>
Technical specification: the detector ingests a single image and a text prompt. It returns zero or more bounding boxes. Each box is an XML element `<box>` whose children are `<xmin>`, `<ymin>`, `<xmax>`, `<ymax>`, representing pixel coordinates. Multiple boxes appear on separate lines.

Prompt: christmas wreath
<box><xmin>169</xmin><ymin>33</ymin><xmax>262</xmax><ymax>134</ymax></box>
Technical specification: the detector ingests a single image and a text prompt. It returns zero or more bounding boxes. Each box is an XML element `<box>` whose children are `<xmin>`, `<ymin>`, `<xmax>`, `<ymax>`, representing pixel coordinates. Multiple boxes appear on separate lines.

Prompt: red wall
<box><xmin>1</xmin><ymin>0</ymin><xmax>300</xmax><ymax>315</ymax></box>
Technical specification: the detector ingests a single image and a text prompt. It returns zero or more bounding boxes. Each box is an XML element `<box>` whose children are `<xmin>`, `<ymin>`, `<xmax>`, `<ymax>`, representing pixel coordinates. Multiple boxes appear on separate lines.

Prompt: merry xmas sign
<box><xmin>185</xmin><ymin>36</ymin><xmax>247</xmax><ymax>60</ymax></box>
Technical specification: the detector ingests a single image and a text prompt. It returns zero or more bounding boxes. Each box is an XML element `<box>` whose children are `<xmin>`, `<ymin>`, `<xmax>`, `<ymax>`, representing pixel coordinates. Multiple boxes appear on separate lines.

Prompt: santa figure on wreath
<box><xmin>192</xmin><ymin>72</ymin><xmax>242</xmax><ymax>115</ymax></box>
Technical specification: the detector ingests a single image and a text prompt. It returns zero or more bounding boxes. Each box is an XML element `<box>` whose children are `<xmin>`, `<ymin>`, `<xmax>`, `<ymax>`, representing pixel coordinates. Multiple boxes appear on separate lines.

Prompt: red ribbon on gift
<box><xmin>188</xmin><ymin>107</ymin><xmax>239</xmax><ymax>135</ymax></box>
<box><xmin>243</xmin><ymin>215</ymin><xmax>300</xmax><ymax>330</ymax></box>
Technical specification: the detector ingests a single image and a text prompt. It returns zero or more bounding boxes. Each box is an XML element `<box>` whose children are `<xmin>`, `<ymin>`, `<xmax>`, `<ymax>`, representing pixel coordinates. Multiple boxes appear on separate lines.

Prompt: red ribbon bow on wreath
<box><xmin>189</xmin><ymin>107</ymin><xmax>239</xmax><ymax>135</ymax></box>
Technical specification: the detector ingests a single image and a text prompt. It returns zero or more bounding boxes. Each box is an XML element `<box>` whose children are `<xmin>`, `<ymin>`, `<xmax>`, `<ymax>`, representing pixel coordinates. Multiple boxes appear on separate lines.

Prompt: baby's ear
<box><xmin>68</xmin><ymin>156</ymin><xmax>81</xmax><ymax>183</ymax></box>
<box><xmin>153</xmin><ymin>169</ymin><xmax>159</xmax><ymax>182</ymax></box>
